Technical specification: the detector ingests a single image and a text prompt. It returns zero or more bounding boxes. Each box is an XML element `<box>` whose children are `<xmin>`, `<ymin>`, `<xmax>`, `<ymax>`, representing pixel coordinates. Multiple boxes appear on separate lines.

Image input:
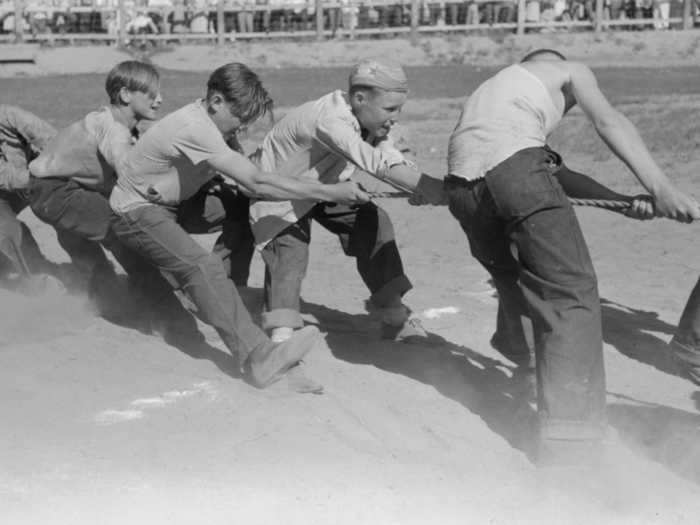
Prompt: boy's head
<box><xmin>205</xmin><ymin>63</ymin><xmax>273</xmax><ymax>137</ymax></box>
<box><xmin>105</xmin><ymin>60</ymin><xmax>162</xmax><ymax>121</ymax></box>
<box><xmin>521</xmin><ymin>48</ymin><xmax>567</xmax><ymax>63</ymax></box>
<box><xmin>348</xmin><ymin>58</ymin><xmax>408</xmax><ymax>139</ymax></box>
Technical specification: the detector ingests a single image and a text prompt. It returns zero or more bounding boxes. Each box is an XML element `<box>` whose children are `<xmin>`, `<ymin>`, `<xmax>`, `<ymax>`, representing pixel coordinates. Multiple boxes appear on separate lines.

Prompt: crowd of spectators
<box><xmin>0</xmin><ymin>0</ymin><xmax>697</xmax><ymax>37</ymax></box>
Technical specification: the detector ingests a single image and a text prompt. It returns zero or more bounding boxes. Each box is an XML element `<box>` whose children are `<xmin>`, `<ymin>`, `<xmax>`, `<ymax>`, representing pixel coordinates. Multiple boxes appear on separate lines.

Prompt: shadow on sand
<box><xmin>299</xmin><ymin>298</ymin><xmax>540</xmax><ymax>460</ymax></box>
<box><xmin>298</xmin><ymin>294</ymin><xmax>700</xmax><ymax>478</ymax></box>
<box><xmin>68</xmin><ymin>280</ymin><xmax>700</xmax><ymax>478</ymax></box>
<box><xmin>601</xmin><ymin>298</ymin><xmax>680</xmax><ymax>376</ymax></box>
<box><xmin>608</xmin><ymin>394</ymin><xmax>700</xmax><ymax>485</ymax></box>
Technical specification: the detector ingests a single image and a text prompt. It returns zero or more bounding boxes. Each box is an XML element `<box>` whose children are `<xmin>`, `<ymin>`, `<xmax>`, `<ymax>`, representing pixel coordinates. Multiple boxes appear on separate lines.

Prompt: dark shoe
<box><xmin>247</xmin><ymin>326</ymin><xmax>320</xmax><ymax>388</ymax></box>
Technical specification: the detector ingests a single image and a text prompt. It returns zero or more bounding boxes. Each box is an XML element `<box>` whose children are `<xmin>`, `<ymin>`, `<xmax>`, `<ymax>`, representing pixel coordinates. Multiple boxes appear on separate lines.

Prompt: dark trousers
<box><xmin>444</xmin><ymin>147</ymin><xmax>606</xmax><ymax>442</ymax></box>
<box><xmin>260</xmin><ymin>201</ymin><xmax>412</xmax><ymax>330</ymax></box>
<box><xmin>27</xmin><ymin>177</ymin><xmax>198</xmax><ymax>341</ymax></box>
<box><xmin>176</xmin><ymin>180</ymin><xmax>255</xmax><ymax>287</ymax></box>
<box><xmin>0</xmin><ymin>189</ymin><xmax>45</xmax><ymax>276</ymax></box>
<box><xmin>111</xmin><ymin>202</ymin><xmax>269</xmax><ymax>361</ymax></box>
<box><xmin>671</xmin><ymin>276</ymin><xmax>700</xmax><ymax>382</ymax></box>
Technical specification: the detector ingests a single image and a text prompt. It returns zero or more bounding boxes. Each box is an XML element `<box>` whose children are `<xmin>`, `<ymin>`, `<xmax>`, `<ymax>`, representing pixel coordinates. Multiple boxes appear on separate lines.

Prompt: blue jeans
<box><xmin>671</xmin><ymin>276</ymin><xmax>700</xmax><ymax>382</ymax></box>
<box><xmin>111</xmin><ymin>203</ymin><xmax>270</xmax><ymax>361</ymax></box>
<box><xmin>260</xmin><ymin>201</ymin><xmax>412</xmax><ymax>330</ymax></box>
<box><xmin>445</xmin><ymin>147</ymin><xmax>607</xmax><ymax>443</ymax></box>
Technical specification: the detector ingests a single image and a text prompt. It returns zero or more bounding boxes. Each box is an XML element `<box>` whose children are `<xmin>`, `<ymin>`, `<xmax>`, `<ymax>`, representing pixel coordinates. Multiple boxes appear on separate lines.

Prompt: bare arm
<box><xmin>555</xmin><ymin>163</ymin><xmax>628</xmax><ymax>201</ymax></box>
<box><xmin>555</xmin><ymin>163</ymin><xmax>654</xmax><ymax>219</ymax></box>
<box><xmin>568</xmin><ymin>63</ymin><xmax>699</xmax><ymax>221</ymax></box>
<box><xmin>316</xmin><ymin>117</ymin><xmax>446</xmax><ymax>203</ymax></box>
<box><xmin>207</xmin><ymin>149</ymin><xmax>368</xmax><ymax>204</ymax></box>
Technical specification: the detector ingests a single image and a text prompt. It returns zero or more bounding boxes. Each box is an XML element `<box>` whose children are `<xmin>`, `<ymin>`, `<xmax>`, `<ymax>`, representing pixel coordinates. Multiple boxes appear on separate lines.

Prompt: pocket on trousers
<box><xmin>485</xmin><ymin>150</ymin><xmax>566</xmax><ymax>220</ymax></box>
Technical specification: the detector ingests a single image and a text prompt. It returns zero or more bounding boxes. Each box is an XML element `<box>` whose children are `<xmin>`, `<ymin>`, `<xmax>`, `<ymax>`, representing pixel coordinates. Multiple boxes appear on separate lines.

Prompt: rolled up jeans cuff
<box><xmin>368</xmin><ymin>275</ymin><xmax>412</xmax><ymax>308</ymax></box>
<box><xmin>262</xmin><ymin>308</ymin><xmax>305</xmax><ymax>331</ymax></box>
<box><xmin>539</xmin><ymin>417</ymin><xmax>607</xmax><ymax>442</ymax></box>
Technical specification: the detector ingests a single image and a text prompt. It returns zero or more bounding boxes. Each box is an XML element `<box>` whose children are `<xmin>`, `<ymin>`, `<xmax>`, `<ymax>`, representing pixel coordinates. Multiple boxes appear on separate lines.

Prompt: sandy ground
<box><xmin>0</xmin><ymin>87</ymin><xmax>698</xmax><ymax>524</ymax></box>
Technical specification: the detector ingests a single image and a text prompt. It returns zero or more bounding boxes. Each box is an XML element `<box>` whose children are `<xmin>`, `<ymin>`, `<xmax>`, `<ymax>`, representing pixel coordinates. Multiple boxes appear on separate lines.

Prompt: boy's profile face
<box><xmin>124</xmin><ymin>88</ymin><xmax>162</xmax><ymax>121</ymax></box>
<box><xmin>351</xmin><ymin>88</ymin><xmax>406</xmax><ymax>139</ymax></box>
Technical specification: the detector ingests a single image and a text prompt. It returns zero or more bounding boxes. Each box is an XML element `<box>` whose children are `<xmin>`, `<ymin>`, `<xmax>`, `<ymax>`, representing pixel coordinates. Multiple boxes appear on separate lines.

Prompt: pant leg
<box><xmin>28</xmin><ymin>177</ymin><xmax>112</xmax><ymax>242</ymax></box>
<box><xmin>28</xmin><ymin>177</ymin><xmax>118</xmax><ymax>294</ymax></box>
<box><xmin>312</xmin><ymin>201</ymin><xmax>412</xmax><ymax>308</ymax></box>
<box><xmin>178</xmin><ymin>182</ymin><xmax>255</xmax><ymax>287</ymax></box>
<box><xmin>260</xmin><ymin>216</ymin><xmax>311</xmax><ymax>331</ymax></box>
<box><xmin>444</xmin><ymin>176</ymin><xmax>532</xmax><ymax>366</ymax></box>
<box><xmin>111</xmin><ymin>204</ymin><xmax>269</xmax><ymax>360</ymax></box>
<box><xmin>484</xmin><ymin>148</ymin><xmax>606</xmax><ymax>441</ymax></box>
<box><xmin>28</xmin><ymin>176</ymin><xmax>183</xmax><ymax>326</ymax></box>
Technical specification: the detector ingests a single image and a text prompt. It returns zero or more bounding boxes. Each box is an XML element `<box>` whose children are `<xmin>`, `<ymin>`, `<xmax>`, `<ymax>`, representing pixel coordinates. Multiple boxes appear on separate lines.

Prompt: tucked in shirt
<box><xmin>111</xmin><ymin>100</ymin><xmax>230</xmax><ymax>213</ymax></box>
<box><xmin>448</xmin><ymin>64</ymin><xmax>563</xmax><ymax>181</ymax></box>
<box><xmin>29</xmin><ymin>107</ymin><xmax>133</xmax><ymax>195</ymax></box>
<box><xmin>250</xmin><ymin>89</ymin><xmax>408</xmax><ymax>247</ymax></box>
<box><xmin>0</xmin><ymin>105</ymin><xmax>56</xmax><ymax>191</ymax></box>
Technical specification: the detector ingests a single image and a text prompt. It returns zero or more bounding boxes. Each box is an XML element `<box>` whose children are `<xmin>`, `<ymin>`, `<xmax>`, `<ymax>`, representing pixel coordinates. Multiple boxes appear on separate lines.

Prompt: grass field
<box><xmin>1</xmin><ymin>65</ymin><xmax>700</xmax><ymax>525</ymax></box>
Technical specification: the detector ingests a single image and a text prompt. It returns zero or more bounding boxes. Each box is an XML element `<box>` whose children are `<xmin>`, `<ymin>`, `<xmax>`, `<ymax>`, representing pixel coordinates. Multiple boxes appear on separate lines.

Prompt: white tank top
<box><xmin>447</xmin><ymin>64</ymin><xmax>563</xmax><ymax>181</ymax></box>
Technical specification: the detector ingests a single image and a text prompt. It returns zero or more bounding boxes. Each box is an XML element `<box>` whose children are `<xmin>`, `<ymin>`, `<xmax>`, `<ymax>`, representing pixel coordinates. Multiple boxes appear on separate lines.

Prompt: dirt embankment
<box><xmin>1</xmin><ymin>29</ymin><xmax>700</xmax><ymax>78</ymax></box>
<box><xmin>151</xmin><ymin>29</ymin><xmax>700</xmax><ymax>70</ymax></box>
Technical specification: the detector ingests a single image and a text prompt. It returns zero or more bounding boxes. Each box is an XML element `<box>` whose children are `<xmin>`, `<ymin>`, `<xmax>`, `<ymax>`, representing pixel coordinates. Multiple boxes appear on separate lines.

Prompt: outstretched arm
<box><xmin>207</xmin><ymin>149</ymin><xmax>369</xmax><ymax>205</ymax></box>
<box><xmin>568</xmin><ymin>62</ymin><xmax>699</xmax><ymax>222</ymax></box>
<box><xmin>316</xmin><ymin>116</ymin><xmax>445</xmax><ymax>204</ymax></box>
<box><xmin>555</xmin><ymin>163</ymin><xmax>654</xmax><ymax>219</ymax></box>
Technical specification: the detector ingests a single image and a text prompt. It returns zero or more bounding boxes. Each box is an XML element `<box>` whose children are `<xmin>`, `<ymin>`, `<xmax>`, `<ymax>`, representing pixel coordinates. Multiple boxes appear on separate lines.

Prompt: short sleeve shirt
<box><xmin>110</xmin><ymin>100</ymin><xmax>230</xmax><ymax>213</ymax></box>
<box><xmin>29</xmin><ymin>107</ymin><xmax>133</xmax><ymax>194</ymax></box>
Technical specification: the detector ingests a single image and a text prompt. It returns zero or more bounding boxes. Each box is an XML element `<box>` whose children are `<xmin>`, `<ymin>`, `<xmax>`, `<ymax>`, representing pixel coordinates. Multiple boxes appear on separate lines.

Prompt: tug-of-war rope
<box><xmin>368</xmin><ymin>190</ymin><xmax>641</xmax><ymax>212</ymax></box>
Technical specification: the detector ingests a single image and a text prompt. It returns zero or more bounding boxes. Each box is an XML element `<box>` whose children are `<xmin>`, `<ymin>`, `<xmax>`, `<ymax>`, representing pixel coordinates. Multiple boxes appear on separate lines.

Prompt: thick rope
<box><xmin>368</xmin><ymin>191</ymin><xmax>638</xmax><ymax>211</ymax></box>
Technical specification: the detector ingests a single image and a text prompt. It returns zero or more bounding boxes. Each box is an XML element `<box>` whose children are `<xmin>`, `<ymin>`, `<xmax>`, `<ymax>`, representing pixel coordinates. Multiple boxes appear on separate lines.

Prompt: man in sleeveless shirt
<box><xmin>446</xmin><ymin>48</ymin><xmax>700</xmax><ymax>465</ymax></box>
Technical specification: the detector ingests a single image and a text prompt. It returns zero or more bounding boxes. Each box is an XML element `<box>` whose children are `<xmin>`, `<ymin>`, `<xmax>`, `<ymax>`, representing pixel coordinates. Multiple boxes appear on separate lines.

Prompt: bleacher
<box><xmin>0</xmin><ymin>0</ymin><xmax>697</xmax><ymax>44</ymax></box>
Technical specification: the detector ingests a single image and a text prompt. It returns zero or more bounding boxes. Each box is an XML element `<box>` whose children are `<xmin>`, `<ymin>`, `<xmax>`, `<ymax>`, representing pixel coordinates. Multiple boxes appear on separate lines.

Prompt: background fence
<box><xmin>0</xmin><ymin>0</ymin><xmax>698</xmax><ymax>46</ymax></box>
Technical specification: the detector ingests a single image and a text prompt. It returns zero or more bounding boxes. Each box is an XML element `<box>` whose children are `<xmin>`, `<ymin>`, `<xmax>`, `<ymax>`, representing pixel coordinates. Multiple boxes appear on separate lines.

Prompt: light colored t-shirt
<box><xmin>110</xmin><ymin>100</ymin><xmax>229</xmax><ymax>213</ymax></box>
<box><xmin>29</xmin><ymin>107</ymin><xmax>133</xmax><ymax>194</ymax></box>
<box><xmin>448</xmin><ymin>64</ymin><xmax>563</xmax><ymax>181</ymax></box>
<box><xmin>250</xmin><ymin>89</ymin><xmax>407</xmax><ymax>247</ymax></box>
<box><xmin>0</xmin><ymin>104</ymin><xmax>56</xmax><ymax>191</ymax></box>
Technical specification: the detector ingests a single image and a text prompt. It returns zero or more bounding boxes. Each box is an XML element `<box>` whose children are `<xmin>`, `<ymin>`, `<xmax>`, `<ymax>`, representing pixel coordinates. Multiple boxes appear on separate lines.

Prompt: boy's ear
<box><xmin>207</xmin><ymin>92</ymin><xmax>227</xmax><ymax>114</ymax></box>
<box><xmin>209</xmin><ymin>92</ymin><xmax>224</xmax><ymax>107</ymax></box>
<box><xmin>350</xmin><ymin>90</ymin><xmax>365</xmax><ymax>106</ymax></box>
<box><xmin>118</xmin><ymin>86</ymin><xmax>132</xmax><ymax>105</ymax></box>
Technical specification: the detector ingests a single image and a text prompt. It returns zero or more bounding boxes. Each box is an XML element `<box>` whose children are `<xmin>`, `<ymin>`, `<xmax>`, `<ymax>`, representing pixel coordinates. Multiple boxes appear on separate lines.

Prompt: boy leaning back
<box><xmin>28</xmin><ymin>60</ymin><xmax>172</xmax><ymax>324</ymax></box>
<box><xmin>109</xmin><ymin>62</ymin><xmax>369</xmax><ymax>388</ymax></box>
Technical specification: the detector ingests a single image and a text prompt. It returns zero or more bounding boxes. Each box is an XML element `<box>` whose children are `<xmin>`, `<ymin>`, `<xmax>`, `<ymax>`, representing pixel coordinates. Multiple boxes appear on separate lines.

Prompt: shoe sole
<box><xmin>251</xmin><ymin>326</ymin><xmax>320</xmax><ymax>388</ymax></box>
